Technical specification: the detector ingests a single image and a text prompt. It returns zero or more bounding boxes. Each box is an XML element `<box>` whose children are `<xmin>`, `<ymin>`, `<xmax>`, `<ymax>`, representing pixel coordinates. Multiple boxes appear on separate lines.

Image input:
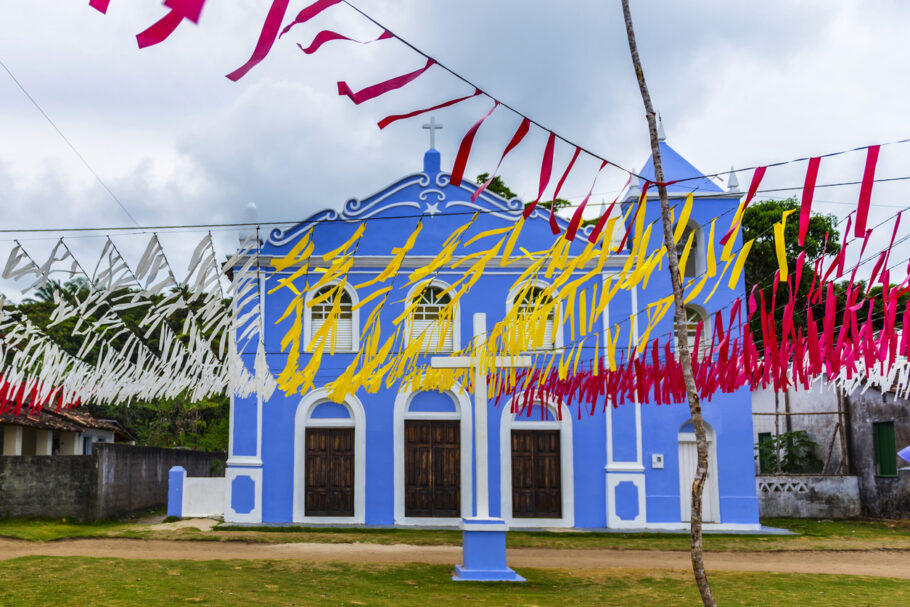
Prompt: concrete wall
<box><xmin>0</xmin><ymin>444</ymin><xmax>225</xmax><ymax>520</ymax></box>
<box><xmin>845</xmin><ymin>387</ymin><xmax>910</xmax><ymax>519</ymax></box>
<box><xmin>756</xmin><ymin>474</ymin><xmax>860</xmax><ymax>519</ymax></box>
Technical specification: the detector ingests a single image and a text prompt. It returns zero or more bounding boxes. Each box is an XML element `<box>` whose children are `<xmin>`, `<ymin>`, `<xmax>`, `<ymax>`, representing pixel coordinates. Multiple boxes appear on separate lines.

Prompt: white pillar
<box><xmin>2</xmin><ymin>425</ymin><xmax>23</xmax><ymax>456</ymax></box>
<box><xmin>35</xmin><ymin>430</ymin><xmax>53</xmax><ymax>455</ymax></box>
<box><xmin>473</xmin><ymin>313</ymin><xmax>490</xmax><ymax>520</ymax></box>
<box><xmin>59</xmin><ymin>431</ymin><xmax>82</xmax><ymax>455</ymax></box>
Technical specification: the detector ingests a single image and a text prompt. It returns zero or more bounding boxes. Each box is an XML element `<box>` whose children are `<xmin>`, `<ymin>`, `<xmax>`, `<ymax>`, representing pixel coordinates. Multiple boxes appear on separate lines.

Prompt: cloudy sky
<box><xmin>1</xmin><ymin>0</ymin><xmax>909</xmax><ymax>286</ymax></box>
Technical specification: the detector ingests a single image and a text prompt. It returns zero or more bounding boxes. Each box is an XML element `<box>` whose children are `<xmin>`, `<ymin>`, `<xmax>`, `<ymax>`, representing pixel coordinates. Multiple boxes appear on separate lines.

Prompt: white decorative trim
<box><xmin>606</xmin><ymin>473</ymin><xmax>647</xmax><ymax>528</ymax></box>
<box><xmin>757</xmin><ymin>479</ymin><xmax>808</xmax><ymax>494</ymax></box>
<box><xmin>500</xmin><ymin>397</ymin><xmax>575</xmax><ymax>528</ymax></box>
<box><xmin>293</xmin><ymin>389</ymin><xmax>366</xmax><ymax>524</ymax></box>
<box><xmin>606</xmin><ymin>284</ymin><xmax>642</xmax><ymax>470</ymax></box>
<box><xmin>224</xmin><ymin>467</ymin><xmax>262</xmax><ymax>524</ymax></box>
<box><xmin>393</xmin><ymin>384</ymin><xmax>473</xmax><ymax>526</ymax></box>
<box><xmin>226</xmin><ymin>455</ymin><xmax>262</xmax><ymax>466</ymax></box>
<box><xmin>303</xmin><ymin>280</ymin><xmax>361</xmax><ymax>353</ymax></box>
<box><xmin>403</xmin><ymin>278</ymin><xmax>461</xmax><ymax>353</ymax></box>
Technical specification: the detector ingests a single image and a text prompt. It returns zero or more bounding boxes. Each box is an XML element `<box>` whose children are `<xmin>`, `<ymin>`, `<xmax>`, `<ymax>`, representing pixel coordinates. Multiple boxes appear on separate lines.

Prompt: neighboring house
<box><xmin>0</xmin><ymin>408</ymin><xmax>134</xmax><ymax>456</ymax></box>
<box><xmin>201</xmin><ymin>132</ymin><xmax>760</xmax><ymax>530</ymax></box>
<box><xmin>752</xmin><ymin>382</ymin><xmax>910</xmax><ymax>518</ymax></box>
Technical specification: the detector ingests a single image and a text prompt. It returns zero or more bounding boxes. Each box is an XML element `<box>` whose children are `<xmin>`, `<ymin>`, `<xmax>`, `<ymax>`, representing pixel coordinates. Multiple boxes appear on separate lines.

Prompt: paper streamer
<box><xmin>337</xmin><ymin>57</ymin><xmax>436</xmax><ymax>106</ymax></box>
<box><xmin>89</xmin><ymin>0</ymin><xmax>111</xmax><ymax>13</ymax></box>
<box><xmin>798</xmin><ymin>156</ymin><xmax>821</xmax><ymax>247</ymax></box>
<box><xmin>523</xmin><ymin>132</ymin><xmax>557</xmax><ymax>219</ymax></box>
<box><xmin>548</xmin><ymin>147</ymin><xmax>582</xmax><ymax>235</ymax></box>
<box><xmin>279</xmin><ymin>0</ymin><xmax>342</xmax><ymax>38</ymax></box>
<box><xmin>226</xmin><ymin>0</ymin><xmax>291</xmax><ymax>81</ymax></box>
<box><xmin>565</xmin><ymin>160</ymin><xmax>608</xmax><ymax>241</ymax></box>
<box><xmin>136</xmin><ymin>0</ymin><xmax>206</xmax><ymax>49</ymax></box>
<box><xmin>377</xmin><ymin>88</ymin><xmax>482</xmax><ymax>130</ymax></box>
<box><xmin>449</xmin><ymin>100</ymin><xmax>499</xmax><ymax>187</ymax></box>
<box><xmin>298</xmin><ymin>29</ymin><xmax>392</xmax><ymax>55</ymax></box>
<box><xmin>720</xmin><ymin>166</ymin><xmax>766</xmax><ymax>246</ymax></box>
<box><xmin>472</xmin><ymin>118</ymin><xmax>531</xmax><ymax>202</ymax></box>
<box><xmin>855</xmin><ymin>145</ymin><xmax>880</xmax><ymax>237</ymax></box>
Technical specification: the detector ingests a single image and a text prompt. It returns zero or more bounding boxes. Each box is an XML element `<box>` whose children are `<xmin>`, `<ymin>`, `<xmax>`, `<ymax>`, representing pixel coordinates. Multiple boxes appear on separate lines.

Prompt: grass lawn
<box><xmin>2</xmin><ymin>516</ymin><xmax>910</xmax><ymax>552</ymax></box>
<box><xmin>0</xmin><ymin>557</ymin><xmax>906</xmax><ymax>607</ymax></box>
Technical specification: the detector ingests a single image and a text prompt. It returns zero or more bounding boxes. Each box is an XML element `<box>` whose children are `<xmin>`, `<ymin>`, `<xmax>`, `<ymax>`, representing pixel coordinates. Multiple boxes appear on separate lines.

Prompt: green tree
<box><xmin>474</xmin><ymin>173</ymin><xmax>572</xmax><ymax>213</ymax></box>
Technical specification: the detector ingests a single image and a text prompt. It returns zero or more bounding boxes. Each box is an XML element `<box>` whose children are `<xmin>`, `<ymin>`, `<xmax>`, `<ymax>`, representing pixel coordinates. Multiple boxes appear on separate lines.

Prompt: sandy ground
<box><xmin>0</xmin><ymin>537</ymin><xmax>907</xmax><ymax>579</ymax></box>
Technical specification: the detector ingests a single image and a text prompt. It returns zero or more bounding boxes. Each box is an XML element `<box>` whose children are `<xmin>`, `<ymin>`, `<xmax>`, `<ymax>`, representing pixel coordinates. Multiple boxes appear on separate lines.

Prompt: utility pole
<box><xmin>620</xmin><ymin>2</ymin><xmax>716</xmax><ymax>605</ymax></box>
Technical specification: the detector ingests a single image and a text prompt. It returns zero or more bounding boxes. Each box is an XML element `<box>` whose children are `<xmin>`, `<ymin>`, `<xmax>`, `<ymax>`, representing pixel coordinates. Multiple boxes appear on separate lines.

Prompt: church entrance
<box><xmin>511</xmin><ymin>429</ymin><xmax>561</xmax><ymax>518</ymax></box>
<box><xmin>305</xmin><ymin>427</ymin><xmax>355</xmax><ymax>517</ymax></box>
<box><xmin>404</xmin><ymin>420</ymin><xmax>460</xmax><ymax>517</ymax></box>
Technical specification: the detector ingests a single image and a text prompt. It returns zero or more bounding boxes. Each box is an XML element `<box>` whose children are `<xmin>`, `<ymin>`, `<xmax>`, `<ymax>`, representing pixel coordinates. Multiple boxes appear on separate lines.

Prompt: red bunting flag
<box><xmin>798</xmin><ymin>156</ymin><xmax>821</xmax><ymax>247</ymax></box>
<box><xmin>337</xmin><ymin>58</ymin><xmax>435</xmax><ymax>105</ymax></box>
<box><xmin>377</xmin><ymin>88</ymin><xmax>482</xmax><ymax>130</ymax></box>
<box><xmin>523</xmin><ymin>132</ymin><xmax>557</xmax><ymax>219</ymax></box>
<box><xmin>472</xmin><ymin>118</ymin><xmax>531</xmax><ymax>202</ymax></box>
<box><xmin>855</xmin><ymin>145</ymin><xmax>880</xmax><ymax>237</ymax></box>
<box><xmin>279</xmin><ymin>0</ymin><xmax>342</xmax><ymax>38</ymax></box>
<box><xmin>549</xmin><ymin>147</ymin><xmax>582</xmax><ymax>234</ymax></box>
<box><xmin>720</xmin><ymin>165</ymin><xmax>766</xmax><ymax>246</ymax></box>
<box><xmin>587</xmin><ymin>201</ymin><xmax>616</xmax><ymax>244</ymax></box>
<box><xmin>616</xmin><ymin>182</ymin><xmax>650</xmax><ymax>252</ymax></box>
<box><xmin>565</xmin><ymin>160</ymin><xmax>608</xmax><ymax>241</ymax></box>
<box><xmin>89</xmin><ymin>0</ymin><xmax>111</xmax><ymax>13</ymax></box>
<box><xmin>449</xmin><ymin>100</ymin><xmax>499</xmax><ymax>187</ymax></box>
<box><xmin>136</xmin><ymin>0</ymin><xmax>206</xmax><ymax>49</ymax></box>
<box><xmin>226</xmin><ymin>0</ymin><xmax>291</xmax><ymax>81</ymax></box>
<box><xmin>298</xmin><ymin>29</ymin><xmax>392</xmax><ymax>55</ymax></box>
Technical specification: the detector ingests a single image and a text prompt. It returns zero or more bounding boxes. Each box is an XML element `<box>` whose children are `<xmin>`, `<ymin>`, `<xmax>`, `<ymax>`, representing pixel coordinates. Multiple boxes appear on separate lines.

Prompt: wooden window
<box><xmin>513</xmin><ymin>285</ymin><xmax>556</xmax><ymax>349</ymax></box>
<box><xmin>404</xmin><ymin>420</ymin><xmax>460</xmax><ymax>517</ymax></box>
<box><xmin>511</xmin><ymin>429</ymin><xmax>561</xmax><ymax>518</ymax></box>
<box><xmin>305</xmin><ymin>427</ymin><xmax>355</xmax><ymax>516</ymax></box>
<box><xmin>676</xmin><ymin>225</ymin><xmax>699</xmax><ymax>278</ymax></box>
<box><xmin>311</xmin><ymin>286</ymin><xmax>354</xmax><ymax>350</ymax></box>
<box><xmin>873</xmin><ymin>421</ymin><xmax>897</xmax><ymax>477</ymax></box>
<box><xmin>410</xmin><ymin>286</ymin><xmax>454</xmax><ymax>352</ymax></box>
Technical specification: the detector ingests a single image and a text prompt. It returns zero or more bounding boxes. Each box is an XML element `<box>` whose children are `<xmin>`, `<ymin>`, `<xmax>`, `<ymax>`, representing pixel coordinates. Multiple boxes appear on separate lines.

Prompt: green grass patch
<box><xmin>0</xmin><ymin>557</ymin><xmax>905</xmax><ymax>606</ymax></box>
<box><xmin>0</xmin><ymin>517</ymin><xmax>150</xmax><ymax>542</ymax></box>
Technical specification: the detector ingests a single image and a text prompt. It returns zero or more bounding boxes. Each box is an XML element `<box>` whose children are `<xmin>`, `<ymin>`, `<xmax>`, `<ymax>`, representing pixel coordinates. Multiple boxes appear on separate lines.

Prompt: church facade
<box><xmin>221</xmin><ymin>139</ymin><xmax>760</xmax><ymax>530</ymax></box>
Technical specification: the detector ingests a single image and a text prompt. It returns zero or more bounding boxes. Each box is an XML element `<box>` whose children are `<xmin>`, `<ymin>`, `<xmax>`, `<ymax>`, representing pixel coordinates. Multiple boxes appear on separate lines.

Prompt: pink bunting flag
<box><xmin>378</xmin><ymin>88</ymin><xmax>482</xmax><ymax>130</ymax></box>
<box><xmin>226</xmin><ymin>0</ymin><xmax>291</xmax><ymax>81</ymax></box>
<box><xmin>616</xmin><ymin>182</ymin><xmax>650</xmax><ymax>252</ymax></box>
<box><xmin>279</xmin><ymin>0</ymin><xmax>342</xmax><ymax>38</ymax></box>
<box><xmin>548</xmin><ymin>147</ymin><xmax>582</xmax><ymax>234</ymax></box>
<box><xmin>136</xmin><ymin>0</ymin><xmax>206</xmax><ymax>49</ymax></box>
<box><xmin>89</xmin><ymin>0</ymin><xmax>111</xmax><ymax>13</ymax></box>
<box><xmin>337</xmin><ymin>57</ymin><xmax>436</xmax><ymax>105</ymax></box>
<box><xmin>587</xmin><ymin>201</ymin><xmax>616</xmax><ymax>244</ymax></box>
<box><xmin>472</xmin><ymin>118</ymin><xmax>531</xmax><ymax>202</ymax></box>
<box><xmin>299</xmin><ymin>29</ymin><xmax>392</xmax><ymax>55</ymax></box>
<box><xmin>449</xmin><ymin>100</ymin><xmax>499</xmax><ymax>187</ymax></box>
<box><xmin>855</xmin><ymin>145</ymin><xmax>880</xmax><ymax>237</ymax></box>
<box><xmin>798</xmin><ymin>156</ymin><xmax>821</xmax><ymax>247</ymax></box>
<box><xmin>720</xmin><ymin>166</ymin><xmax>766</xmax><ymax>246</ymax></box>
<box><xmin>565</xmin><ymin>160</ymin><xmax>608</xmax><ymax>241</ymax></box>
<box><xmin>523</xmin><ymin>132</ymin><xmax>556</xmax><ymax>219</ymax></box>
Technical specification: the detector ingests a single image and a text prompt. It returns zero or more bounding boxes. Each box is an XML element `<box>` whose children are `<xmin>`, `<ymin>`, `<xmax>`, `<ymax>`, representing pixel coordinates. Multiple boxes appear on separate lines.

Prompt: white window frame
<box><xmin>303</xmin><ymin>280</ymin><xmax>360</xmax><ymax>353</ymax></box>
<box><xmin>499</xmin><ymin>398</ymin><xmax>575</xmax><ymax>528</ymax></box>
<box><xmin>404</xmin><ymin>280</ymin><xmax>460</xmax><ymax>353</ymax></box>
<box><xmin>677</xmin><ymin>304</ymin><xmax>710</xmax><ymax>359</ymax></box>
<box><xmin>392</xmin><ymin>385</ymin><xmax>473</xmax><ymax>526</ymax></box>
<box><xmin>505</xmin><ymin>280</ymin><xmax>564</xmax><ymax>351</ymax></box>
<box><xmin>675</xmin><ymin>220</ymin><xmax>705</xmax><ymax>279</ymax></box>
<box><xmin>293</xmin><ymin>389</ymin><xmax>366</xmax><ymax>524</ymax></box>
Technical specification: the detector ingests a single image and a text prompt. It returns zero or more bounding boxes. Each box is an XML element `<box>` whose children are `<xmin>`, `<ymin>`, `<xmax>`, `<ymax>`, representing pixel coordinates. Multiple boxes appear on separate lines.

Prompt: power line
<box><xmin>0</xmin><ymin>56</ymin><xmax>140</xmax><ymax>227</ymax></box>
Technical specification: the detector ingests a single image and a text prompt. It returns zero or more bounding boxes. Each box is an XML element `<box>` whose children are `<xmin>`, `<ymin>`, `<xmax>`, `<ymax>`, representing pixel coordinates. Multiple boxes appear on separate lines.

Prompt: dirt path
<box><xmin>1</xmin><ymin>538</ymin><xmax>907</xmax><ymax>579</ymax></box>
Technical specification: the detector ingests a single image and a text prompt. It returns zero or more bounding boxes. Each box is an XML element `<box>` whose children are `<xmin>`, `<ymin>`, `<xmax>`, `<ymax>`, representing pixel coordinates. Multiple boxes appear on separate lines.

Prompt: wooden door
<box><xmin>305</xmin><ymin>427</ymin><xmax>354</xmax><ymax>516</ymax></box>
<box><xmin>511</xmin><ymin>429</ymin><xmax>561</xmax><ymax>518</ymax></box>
<box><xmin>404</xmin><ymin>420</ymin><xmax>460</xmax><ymax>517</ymax></box>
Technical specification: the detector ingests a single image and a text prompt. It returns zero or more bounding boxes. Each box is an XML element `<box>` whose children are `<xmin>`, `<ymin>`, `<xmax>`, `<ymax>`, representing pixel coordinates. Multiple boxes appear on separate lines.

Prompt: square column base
<box><xmin>452</xmin><ymin>518</ymin><xmax>525</xmax><ymax>582</ymax></box>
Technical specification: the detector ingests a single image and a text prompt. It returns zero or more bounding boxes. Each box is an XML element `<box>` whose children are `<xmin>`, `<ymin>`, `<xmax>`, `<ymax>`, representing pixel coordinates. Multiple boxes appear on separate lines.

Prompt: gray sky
<box><xmin>1</xmin><ymin>0</ymin><xmax>909</xmax><ymax>285</ymax></box>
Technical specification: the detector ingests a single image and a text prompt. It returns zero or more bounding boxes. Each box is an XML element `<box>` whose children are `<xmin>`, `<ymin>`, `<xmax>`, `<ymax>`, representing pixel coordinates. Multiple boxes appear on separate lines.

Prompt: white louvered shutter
<box><xmin>411</xmin><ymin>286</ymin><xmax>454</xmax><ymax>352</ymax></box>
<box><xmin>310</xmin><ymin>286</ymin><xmax>354</xmax><ymax>351</ymax></box>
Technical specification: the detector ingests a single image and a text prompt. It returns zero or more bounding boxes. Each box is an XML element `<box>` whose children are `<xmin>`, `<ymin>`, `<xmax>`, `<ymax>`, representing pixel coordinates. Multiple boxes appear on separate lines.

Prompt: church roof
<box><xmin>636</xmin><ymin>141</ymin><xmax>723</xmax><ymax>196</ymax></box>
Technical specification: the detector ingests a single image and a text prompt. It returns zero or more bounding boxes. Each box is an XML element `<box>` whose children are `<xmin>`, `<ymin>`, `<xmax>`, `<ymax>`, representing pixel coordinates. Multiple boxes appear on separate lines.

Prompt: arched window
<box><xmin>410</xmin><ymin>285</ymin><xmax>454</xmax><ymax>352</ymax></box>
<box><xmin>310</xmin><ymin>285</ymin><xmax>354</xmax><ymax>351</ymax></box>
<box><xmin>683</xmin><ymin>306</ymin><xmax>708</xmax><ymax>357</ymax></box>
<box><xmin>676</xmin><ymin>224</ymin><xmax>700</xmax><ymax>278</ymax></box>
<box><xmin>513</xmin><ymin>285</ymin><xmax>556</xmax><ymax>350</ymax></box>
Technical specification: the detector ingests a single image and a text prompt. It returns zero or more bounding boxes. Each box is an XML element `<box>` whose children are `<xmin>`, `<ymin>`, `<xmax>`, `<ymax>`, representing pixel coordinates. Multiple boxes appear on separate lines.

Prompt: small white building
<box><xmin>0</xmin><ymin>409</ymin><xmax>133</xmax><ymax>456</ymax></box>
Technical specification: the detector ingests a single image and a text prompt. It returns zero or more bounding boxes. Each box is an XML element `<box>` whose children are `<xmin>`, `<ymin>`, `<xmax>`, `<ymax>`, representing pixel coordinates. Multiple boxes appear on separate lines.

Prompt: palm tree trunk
<box><xmin>619</xmin><ymin>1</ymin><xmax>716</xmax><ymax>605</ymax></box>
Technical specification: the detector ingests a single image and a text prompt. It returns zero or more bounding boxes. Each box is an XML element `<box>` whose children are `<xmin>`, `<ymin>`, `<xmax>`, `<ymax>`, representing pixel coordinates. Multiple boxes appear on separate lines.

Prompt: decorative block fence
<box><xmin>756</xmin><ymin>474</ymin><xmax>860</xmax><ymax>519</ymax></box>
<box><xmin>0</xmin><ymin>443</ymin><xmax>224</xmax><ymax>520</ymax></box>
<box><xmin>168</xmin><ymin>467</ymin><xmax>225</xmax><ymax>518</ymax></box>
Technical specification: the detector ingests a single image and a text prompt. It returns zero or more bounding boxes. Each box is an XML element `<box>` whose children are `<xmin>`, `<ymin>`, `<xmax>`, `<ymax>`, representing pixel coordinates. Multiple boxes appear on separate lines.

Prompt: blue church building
<box><xmin>219</xmin><ymin>130</ymin><xmax>760</xmax><ymax>532</ymax></box>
